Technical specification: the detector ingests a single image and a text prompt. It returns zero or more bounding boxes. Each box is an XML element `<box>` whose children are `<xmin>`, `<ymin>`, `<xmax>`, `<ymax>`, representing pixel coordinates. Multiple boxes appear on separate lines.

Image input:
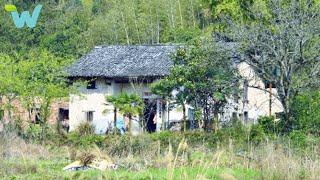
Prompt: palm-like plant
<box><xmin>105</xmin><ymin>93</ymin><xmax>143</xmax><ymax>134</ymax></box>
<box><xmin>104</xmin><ymin>96</ymin><xmax>121</xmax><ymax>134</ymax></box>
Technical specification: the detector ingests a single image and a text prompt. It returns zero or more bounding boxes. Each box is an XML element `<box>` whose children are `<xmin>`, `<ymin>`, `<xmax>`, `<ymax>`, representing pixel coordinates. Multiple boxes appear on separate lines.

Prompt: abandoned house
<box><xmin>65</xmin><ymin>44</ymin><xmax>283</xmax><ymax>134</ymax></box>
<box><xmin>0</xmin><ymin>44</ymin><xmax>283</xmax><ymax>133</ymax></box>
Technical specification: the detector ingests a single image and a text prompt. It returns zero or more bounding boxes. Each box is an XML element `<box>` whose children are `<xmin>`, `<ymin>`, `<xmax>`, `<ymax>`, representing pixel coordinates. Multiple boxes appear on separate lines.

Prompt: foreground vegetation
<box><xmin>1</xmin><ymin>120</ymin><xmax>320</xmax><ymax>180</ymax></box>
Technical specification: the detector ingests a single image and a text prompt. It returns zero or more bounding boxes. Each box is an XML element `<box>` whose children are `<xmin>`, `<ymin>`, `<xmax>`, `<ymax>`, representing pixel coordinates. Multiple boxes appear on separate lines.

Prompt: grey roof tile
<box><xmin>67</xmin><ymin>42</ymin><xmax>239</xmax><ymax>78</ymax></box>
<box><xmin>67</xmin><ymin>45</ymin><xmax>177</xmax><ymax>78</ymax></box>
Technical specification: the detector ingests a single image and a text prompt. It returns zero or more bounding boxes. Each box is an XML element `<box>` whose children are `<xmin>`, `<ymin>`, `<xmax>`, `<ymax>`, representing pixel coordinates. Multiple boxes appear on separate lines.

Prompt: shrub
<box><xmin>249</xmin><ymin>124</ymin><xmax>266</xmax><ymax>145</ymax></box>
<box><xmin>25</xmin><ymin>125</ymin><xmax>41</xmax><ymax>143</ymax></box>
<box><xmin>289</xmin><ymin>130</ymin><xmax>307</xmax><ymax>149</ymax></box>
<box><xmin>76</xmin><ymin>122</ymin><xmax>95</xmax><ymax>137</ymax></box>
<box><xmin>291</xmin><ymin>90</ymin><xmax>320</xmax><ymax>134</ymax></box>
<box><xmin>258</xmin><ymin>116</ymin><xmax>277</xmax><ymax>134</ymax></box>
<box><xmin>68</xmin><ymin>132</ymin><xmax>104</xmax><ymax>148</ymax></box>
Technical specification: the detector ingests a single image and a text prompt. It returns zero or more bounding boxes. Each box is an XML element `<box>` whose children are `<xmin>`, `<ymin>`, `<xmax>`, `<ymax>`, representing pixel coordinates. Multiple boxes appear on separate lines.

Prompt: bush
<box><xmin>213</xmin><ymin>118</ymin><xmax>248</xmax><ymax>145</ymax></box>
<box><xmin>68</xmin><ymin>132</ymin><xmax>104</xmax><ymax>148</ymax></box>
<box><xmin>291</xmin><ymin>90</ymin><xmax>320</xmax><ymax>134</ymax></box>
<box><xmin>25</xmin><ymin>125</ymin><xmax>41</xmax><ymax>143</ymax></box>
<box><xmin>289</xmin><ymin>130</ymin><xmax>307</xmax><ymax>149</ymax></box>
<box><xmin>76</xmin><ymin>122</ymin><xmax>95</xmax><ymax>137</ymax></box>
<box><xmin>249</xmin><ymin>124</ymin><xmax>266</xmax><ymax>145</ymax></box>
<box><xmin>258</xmin><ymin>116</ymin><xmax>277</xmax><ymax>134</ymax></box>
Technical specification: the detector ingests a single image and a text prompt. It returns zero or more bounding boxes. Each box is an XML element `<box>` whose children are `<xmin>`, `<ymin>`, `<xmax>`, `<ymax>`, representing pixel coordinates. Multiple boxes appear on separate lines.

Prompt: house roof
<box><xmin>67</xmin><ymin>42</ymin><xmax>240</xmax><ymax>78</ymax></box>
<box><xmin>67</xmin><ymin>45</ymin><xmax>177</xmax><ymax>78</ymax></box>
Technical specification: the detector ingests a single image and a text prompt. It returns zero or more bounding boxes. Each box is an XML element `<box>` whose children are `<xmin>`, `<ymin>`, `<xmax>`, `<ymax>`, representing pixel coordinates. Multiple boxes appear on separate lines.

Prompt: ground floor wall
<box><xmin>0</xmin><ymin>97</ymin><xmax>69</xmax><ymax>132</ymax></box>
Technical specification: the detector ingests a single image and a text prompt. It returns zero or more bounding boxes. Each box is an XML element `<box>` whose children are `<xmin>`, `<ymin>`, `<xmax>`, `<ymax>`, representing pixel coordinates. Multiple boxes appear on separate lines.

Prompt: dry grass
<box><xmin>0</xmin><ymin>132</ymin><xmax>320</xmax><ymax>179</ymax></box>
<box><xmin>0</xmin><ymin>132</ymin><xmax>51</xmax><ymax>160</ymax></box>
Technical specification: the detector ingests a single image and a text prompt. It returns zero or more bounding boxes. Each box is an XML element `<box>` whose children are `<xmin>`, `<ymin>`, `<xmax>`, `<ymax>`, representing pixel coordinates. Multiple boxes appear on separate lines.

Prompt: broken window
<box><xmin>87</xmin><ymin>79</ymin><xmax>96</xmax><ymax>89</ymax></box>
<box><xmin>59</xmin><ymin>108</ymin><xmax>69</xmax><ymax>121</ymax></box>
<box><xmin>35</xmin><ymin>108</ymin><xmax>41</xmax><ymax>124</ymax></box>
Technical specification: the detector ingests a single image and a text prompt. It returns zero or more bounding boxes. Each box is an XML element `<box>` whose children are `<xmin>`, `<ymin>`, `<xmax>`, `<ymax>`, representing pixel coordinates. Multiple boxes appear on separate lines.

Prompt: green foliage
<box><xmin>0</xmin><ymin>49</ymin><xmax>71</xmax><ymax>141</ymax></box>
<box><xmin>291</xmin><ymin>90</ymin><xmax>320</xmax><ymax>134</ymax></box>
<box><xmin>76</xmin><ymin>122</ymin><xmax>95</xmax><ymax>137</ymax></box>
<box><xmin>289</xmin><ymin>130</ymin><xmax>307</xmax><ymax>149</ymax></box>
<box><xmin>0</xmin><ymin>0</ymin><xmax>210</xmax><ymax>58</ymax></box>
<box><xmin>212</xmin><ymin>118</ymin><xmax>248</xmax><ymax>145</ymax></box>
<box><xmin>151</xmin><ymin>40</ymin><xmax>240</xmax><ymax>131</ymax></box>
<box><xmin>68</xmin><ymin>131</ymin><xmax>104</xmax><ymax>148</ymax></box>
<box><xmin>258</xmin><ymin>116</ymin><xmax>277</xmax><ymax>134</ymax></box>
<box><xmin>161</xmin><ymin>27</ymin><xmax>201</xmax><ymax>43</ymax></box>
<box><xmin>105</xmin><ymin>93</ymin><xmax>144</xmax><ymax>117</ymax></box>
<box><xmin>249</xmin><ymin>124</ymin><xmax>266</xmax><ymax>145</ymax></box>
<box><xmin>25</xmin><ymin>125</ymin><xmax>41</xmax><ymax>143</ymax></box>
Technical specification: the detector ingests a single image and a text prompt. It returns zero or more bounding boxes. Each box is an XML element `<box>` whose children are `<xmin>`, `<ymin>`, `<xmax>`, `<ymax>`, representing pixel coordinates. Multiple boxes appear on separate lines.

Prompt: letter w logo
<box><xmin>5</xmin><ymin>5</ymin><xmax>42</xmax><ymax>28</ymax></box>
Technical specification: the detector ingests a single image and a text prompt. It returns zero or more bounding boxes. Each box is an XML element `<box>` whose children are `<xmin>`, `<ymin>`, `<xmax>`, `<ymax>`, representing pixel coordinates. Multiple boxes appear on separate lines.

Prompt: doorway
<box><xmin>144</xmin><ymin>99</ymin><xmax>157</xmax><ymax>133</ymax></box>
<box><xmin>59</xmin><ymin>108</ymin><xmax>69</xmax><ymax>132</ymax></box>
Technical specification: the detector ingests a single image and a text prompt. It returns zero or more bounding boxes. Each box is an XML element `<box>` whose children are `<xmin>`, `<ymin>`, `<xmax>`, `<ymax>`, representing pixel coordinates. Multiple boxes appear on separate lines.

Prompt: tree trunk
<box><xmin>177</xmin><ymin>0</ymin><xmax>183</xmax><ymax>28</ymax></box>
<box><xmin>211</xmin><ymin>103</ymin><xmax>219</xmax><ymax>133</ymax></box>
<box><xmin>121</xmin><ymin>12</ymin><xmax>130</xmax><ymax>45</ymax></box>
<box><xmin>148</xmin><ymin>0</ymin><xmax>154</xmax><ymax>44</ymax></box>
<box><xmin>213</xmin><ymin>107</ymin><xmax>218</xmax><ymax>133</ymax></box>
<box><xmin>132</xmin><ymin>0</ymin><xmax>141</xmax><ymax>44</ymax></box>
<box><xmin>129</xmin><ymin>114</ymin><xmax>132</xmax><ymax>135</ymax></box>
<box><xmin>161</xmin><ymin>98</ymin><xmax>165</xmax><ymax>131</ymax></box>
<box><xmin>183</xmin><ymin>103</ymin><xmax>186</xmax><ymax>132</ymax></box>
<box><xmin>189</xmin><ymin>0</ymin><xmax>196</xmax><ymax>28</ymax></box>
<box><xmin>113</xmin><ymin>108</ymin><xmax>117</xmax><ymax>135</ymax></box>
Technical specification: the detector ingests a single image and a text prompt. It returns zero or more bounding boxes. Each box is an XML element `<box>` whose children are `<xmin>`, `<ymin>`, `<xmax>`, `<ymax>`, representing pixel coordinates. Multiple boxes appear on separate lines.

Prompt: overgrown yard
<box><xmin>1</xmin><ymin>159</ymin><xmax>259</xmax><ymax>179</ymax></box>
<box><xmin>1</xmin><ymin>126</ymin><xmax>320</xmax><ymax>180</ymax></box>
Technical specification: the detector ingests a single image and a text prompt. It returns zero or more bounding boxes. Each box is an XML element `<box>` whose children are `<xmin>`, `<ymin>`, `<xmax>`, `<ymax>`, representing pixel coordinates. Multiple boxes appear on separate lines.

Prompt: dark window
<box><xmin>265</xmin><ymin>81</ymin><xmax>277</xmax><ymax>89</ymax></box>
<box><xmin>87</xmin><ymin>79</ymin><xmax>96</xmax><ymax>89</ymax></box>
<box><xmin>232</xmin><ymin>112</ymin><xmax>238</xmax><ymax>119</ymax></box>
<box><xmin>68</xmin><ymin>77</ymin><xmax>74</xmax><ymax>86</ymax></box>
<box><xmin>188</xmin><ymin>108</ymin><xmax>194</xmax><ymax>120</ymax></box>
<box><xmin>105</xmin><ymin>78</ymin><xmax>112</xmax><ymax>86</ymax></box>
<box><xmin>86</xmin><ymin>111</ymin><xmax>94</xmax><ymax>121</ymax></box>
<box><xmin>59</xmin><ymin>108</ymin><xmax>69</xmax><ymax>121</ymax></box>
<box><xmin>35</xmin><ymin>108</ymin><xmax>40</xmax><ymax>124</ymax></box>
<box><xmin>244</xmin><ymin>111</ymin><xmax>249</xmax><ymax>123</ymax></box>
<box><xmin>0</xmin><ymin>110</ymin><xmax>4</xmax><ymax>120</ymax></box>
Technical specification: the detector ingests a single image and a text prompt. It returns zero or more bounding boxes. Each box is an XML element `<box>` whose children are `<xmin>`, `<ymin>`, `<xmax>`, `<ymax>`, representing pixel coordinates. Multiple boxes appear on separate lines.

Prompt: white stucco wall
<box><xmin>69</xmin><ymin>77</ymin><xmax>192</xmax><ymax>133</ymax></box>
<box><xmin>69</xmin><ymin>78</ymin><xmax>162</xmax><ymax>133</ymax></box>
<box><xmin>69</xmin><ymin>78</ymin><xmax>113</xmax><ymax>132</ymax></box>
<box><xmin>237</xmin><ymin>62</ymin><xmax>283</xmax><ymax>123</ymax></box>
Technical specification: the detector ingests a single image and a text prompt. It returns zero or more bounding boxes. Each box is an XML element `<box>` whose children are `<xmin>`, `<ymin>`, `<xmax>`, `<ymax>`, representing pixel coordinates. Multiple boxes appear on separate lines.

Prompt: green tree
<box><xmin>151</xmin><ymin>79</ymin><xmax>175</xmax><ymax>131</ymax></box>
<box><xmin>18</xmin><ymin>49</ymin><xmax>71</xmax><ymax>141</ymax></box>
<box><xmin>105</xmin><ymin>93</ymin><xmax>144</xmax><ymax>134</ymax></box>
<box><xmin>226</xmin><ymin>0</ymin><xmax>320</xmax><ymax>130</ymax></box>
<box><xmin>151</xmin><ymin>40</ymin><xmax>239</xmax><ymax>132</ymax></box>
<box><xmin>291</xmin><ymin>90</ymin><xmax>320</xmax><ymax>134</ymax></box>
<box><xmin>104</xmin><ymin>95</ymin><xmax>121</xmax><ymax>135</ymax></box>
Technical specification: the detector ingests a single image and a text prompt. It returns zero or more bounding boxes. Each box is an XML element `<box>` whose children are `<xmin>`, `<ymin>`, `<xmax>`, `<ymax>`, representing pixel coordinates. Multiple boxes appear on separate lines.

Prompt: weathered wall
<box><xmin>69</xmin><ymin>78</ymin><xmax>156</xmax><ymax>133</ymax></box>
<box><xmin>0</xmin><ymin>97</ymin><xmax>68</xmax><ymax>131</ymax></box>
<box><xmin>237</xmin><ymin>62</ymin><xmax>283</xmax><ymax>123</ymax></box>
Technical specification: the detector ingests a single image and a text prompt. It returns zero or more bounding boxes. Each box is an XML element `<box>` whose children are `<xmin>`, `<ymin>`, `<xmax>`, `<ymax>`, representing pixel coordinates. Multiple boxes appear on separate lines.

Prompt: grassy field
<box><xmin>1</xmin><ymin>159</ymin><xmax>260</xmax><ymax>179</ymax></box>
<box><xmin>1</xmin><ymin>130</ymin><xmax>320</xmax><ymax>180</ymax></box>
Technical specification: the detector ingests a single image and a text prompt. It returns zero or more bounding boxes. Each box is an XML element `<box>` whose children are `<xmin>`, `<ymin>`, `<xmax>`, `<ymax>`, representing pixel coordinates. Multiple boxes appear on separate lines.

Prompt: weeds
<box><xmin>1</xmin><ymin>128</ymin><xmax>320</xmax><ymax>179</ymax></box>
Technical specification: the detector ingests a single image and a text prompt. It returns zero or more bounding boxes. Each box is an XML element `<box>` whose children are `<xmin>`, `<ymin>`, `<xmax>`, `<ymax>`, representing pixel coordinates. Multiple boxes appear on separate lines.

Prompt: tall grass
<box><xmin>0</xmin><ymin>130</ymin><xmax>320</xmax><ymax>179</ymax></box>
